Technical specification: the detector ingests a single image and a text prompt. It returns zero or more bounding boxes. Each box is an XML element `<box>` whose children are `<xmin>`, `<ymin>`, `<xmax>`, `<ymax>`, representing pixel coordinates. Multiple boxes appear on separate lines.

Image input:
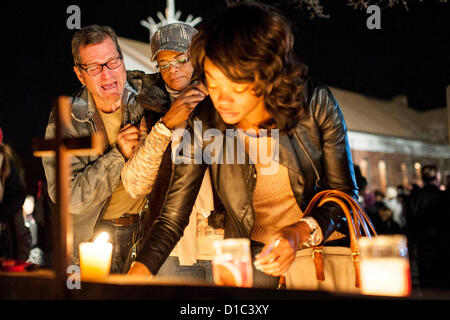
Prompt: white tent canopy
<box><xmin>118</xmin><ymin>36</ymin><xmax>157</xmax><ymax>74</ymax></box>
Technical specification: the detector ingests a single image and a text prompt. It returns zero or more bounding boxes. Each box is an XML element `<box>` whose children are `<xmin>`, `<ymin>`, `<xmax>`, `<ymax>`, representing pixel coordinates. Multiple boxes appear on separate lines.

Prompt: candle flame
<box><xmin>94</xmin><ymin>232</ymin><xmax>109</xmax><ymax>244</ymax></box>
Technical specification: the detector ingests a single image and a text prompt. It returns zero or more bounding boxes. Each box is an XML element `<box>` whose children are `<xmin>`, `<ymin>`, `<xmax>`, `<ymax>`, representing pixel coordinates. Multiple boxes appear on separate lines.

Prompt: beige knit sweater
<box><xmin>251</xmin><ymin>162</ymin><xmax>304</xmax><ymax>244</ymax></box>
<box><xmin>121</xmin><ymin>119</ymin><xmax>172</xmax><ymax>199</ymax></box>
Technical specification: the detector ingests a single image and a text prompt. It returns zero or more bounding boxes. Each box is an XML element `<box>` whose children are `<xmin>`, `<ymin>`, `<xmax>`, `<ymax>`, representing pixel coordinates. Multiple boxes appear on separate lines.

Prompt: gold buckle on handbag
<box><xmin>351</xmin><ymin>251</ymin><xmax>360</xmax><ymax>261</ymax></box>
<box><xmin>312</xmin><ymin>248</ymin><xmax>324</xmax><ymax>259</ymax></box>
<box><xmin>312</xmin><ymin>247</ymin><xmax>325</xmax><ymax>281</ymax></box>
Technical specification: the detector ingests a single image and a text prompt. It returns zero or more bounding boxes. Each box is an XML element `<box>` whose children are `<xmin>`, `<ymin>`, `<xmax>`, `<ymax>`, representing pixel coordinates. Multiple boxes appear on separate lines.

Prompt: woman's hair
<box><xmin>190</xmin><ymin>1</ymin><xmax>308</xmax><ymax>131</ymax></box>
<box><xmin>71</xmin><ymin>25</ymin><xmax>122</xmax><ymax>65</ymax></box>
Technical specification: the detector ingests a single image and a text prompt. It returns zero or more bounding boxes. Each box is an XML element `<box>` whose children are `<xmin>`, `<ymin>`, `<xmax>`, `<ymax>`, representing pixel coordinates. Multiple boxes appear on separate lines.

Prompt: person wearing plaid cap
<box><xmin>122</xmin><ymin>23</ymin><xmax>224</xmax><ymax>283</ymax></box>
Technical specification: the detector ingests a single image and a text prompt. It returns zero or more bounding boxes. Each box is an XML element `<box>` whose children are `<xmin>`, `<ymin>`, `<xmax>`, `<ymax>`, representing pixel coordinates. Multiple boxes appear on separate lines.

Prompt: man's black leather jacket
<box><xmin>136</xmin><ymin>81</ymin><xmax>358</xmax><ymax>275</ymax></box>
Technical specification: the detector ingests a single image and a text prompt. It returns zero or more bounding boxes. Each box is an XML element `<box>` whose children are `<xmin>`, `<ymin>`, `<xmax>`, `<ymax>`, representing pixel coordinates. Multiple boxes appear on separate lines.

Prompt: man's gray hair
<box><xmin>71</xmin><ymin>25</ymin><xmax>122</xmax><ymax>65</ymax></box>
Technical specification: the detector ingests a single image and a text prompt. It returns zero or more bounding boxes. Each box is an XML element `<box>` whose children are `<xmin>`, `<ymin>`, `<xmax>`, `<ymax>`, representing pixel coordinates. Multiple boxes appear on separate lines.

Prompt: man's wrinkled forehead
<box><xmin>78</xmin><ymin>37</ymin><xmax>119</xmax><ymax>65</ymax></box>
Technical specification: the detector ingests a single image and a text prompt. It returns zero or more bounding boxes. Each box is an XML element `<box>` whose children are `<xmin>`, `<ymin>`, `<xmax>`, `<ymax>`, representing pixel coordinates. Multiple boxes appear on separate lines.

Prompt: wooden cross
<box><xmin>33</xmin><ymin>96</ymin><xmax>101</xmax><ymax>292</ymax></box>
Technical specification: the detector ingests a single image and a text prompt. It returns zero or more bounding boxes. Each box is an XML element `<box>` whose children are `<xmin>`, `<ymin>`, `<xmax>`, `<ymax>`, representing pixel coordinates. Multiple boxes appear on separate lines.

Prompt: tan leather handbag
<box><xmin>285</xmin><ymin>190</ymin><xmax>377</xmax><ymax>293</ymax></box>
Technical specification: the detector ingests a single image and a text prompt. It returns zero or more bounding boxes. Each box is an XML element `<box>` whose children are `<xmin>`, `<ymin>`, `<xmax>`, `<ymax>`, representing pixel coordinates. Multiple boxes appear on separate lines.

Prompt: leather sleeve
<box><xmin>308</xmin><ymin>85</ymin><xmax>358</xmax><ymax>241</ymax></box>
<box><xmin>134</xmin><ymin>99</ymin><xmax>212</xmax><ymax>274</ymax></box>
<box><xmin>135</xmin><ymin>162</ymin><xmax>207</xmax><ymax>274</ymax></box>
<box><xmin>128</xmin><ymin>70</ymin><xmax>170</xmax><ymax>113</ymax></box>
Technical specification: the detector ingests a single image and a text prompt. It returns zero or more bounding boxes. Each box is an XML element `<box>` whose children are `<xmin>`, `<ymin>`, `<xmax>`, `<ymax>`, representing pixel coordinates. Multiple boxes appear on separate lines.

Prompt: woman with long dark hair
<box><xmin>128</xmin><ymin>2</ymin><xmax>358</xmax><ymax>288</ymax></box>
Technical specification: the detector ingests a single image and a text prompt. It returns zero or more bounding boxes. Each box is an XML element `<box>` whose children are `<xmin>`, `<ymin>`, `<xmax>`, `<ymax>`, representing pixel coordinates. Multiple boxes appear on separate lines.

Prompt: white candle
<box><xmin>79</xmin><ymin>232</ymin><xmax>113</xmax><ymax>280</ymax></box>
<box><xmin>360</xmin><ymin>257</ymin><xmax>411</xmax><ymax>296</ymax></box>
<box><xmin>359</xmin><ymin>235</ymin><xmax>411</xmax><ymax>297</ymax></box>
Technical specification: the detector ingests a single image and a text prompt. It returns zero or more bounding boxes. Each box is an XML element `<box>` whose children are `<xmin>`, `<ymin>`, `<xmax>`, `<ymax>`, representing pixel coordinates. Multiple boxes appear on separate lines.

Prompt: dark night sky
<box><xmin>0</xmin><ymin>0</ymin><xmax>448</xmax><ymax>194</ymax></box>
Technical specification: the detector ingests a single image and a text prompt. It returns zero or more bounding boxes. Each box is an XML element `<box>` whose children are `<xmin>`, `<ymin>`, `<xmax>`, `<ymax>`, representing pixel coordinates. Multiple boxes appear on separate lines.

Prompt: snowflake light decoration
<box><xmin>140</xmin><ymin>0</ymin><xmax>202</xmax><ymax>41</ymax></box>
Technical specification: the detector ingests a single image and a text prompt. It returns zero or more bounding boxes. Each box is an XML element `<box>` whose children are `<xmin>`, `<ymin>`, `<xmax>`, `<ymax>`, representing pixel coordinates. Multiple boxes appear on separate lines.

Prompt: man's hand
<box><xmin>162</xmin><ymin>88</ymin><xmax>206</xmax><ymax>129</ymax></box>
<box><xmin>127</xmin><ymin>261</ymin><xmax>153</xmax><ymax>277</ymax></box>
<box><xmin>116</xmin><ymin>123</ymin><xmax>141</xmax><ymax>160</ymax></box>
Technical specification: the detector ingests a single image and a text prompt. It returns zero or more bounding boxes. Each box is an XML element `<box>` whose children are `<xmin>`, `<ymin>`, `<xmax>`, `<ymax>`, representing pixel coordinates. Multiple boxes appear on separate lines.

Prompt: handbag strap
<box><xmin>303</xmin><ymin>190</ymin><xmax>377</xmax><ymax>238</ymax></box>
<box><xmin>302</xmin><ymin>190</ymin><xmax>377</xmax><ymax>288</ymax></box>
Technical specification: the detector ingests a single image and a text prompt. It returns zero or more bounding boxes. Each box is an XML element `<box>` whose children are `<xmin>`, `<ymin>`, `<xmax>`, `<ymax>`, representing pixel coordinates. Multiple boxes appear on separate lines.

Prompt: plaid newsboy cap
<box><xmin>150</xmin><ymin>23</ymin><xmax>198</xmax><ymax>61</ymax></box>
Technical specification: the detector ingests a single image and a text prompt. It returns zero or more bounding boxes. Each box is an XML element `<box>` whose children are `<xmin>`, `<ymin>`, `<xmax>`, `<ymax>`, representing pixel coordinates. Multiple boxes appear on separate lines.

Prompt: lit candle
<box><xmin>359</xmin><ymin>235</ymin><xmax>411</xmax><ymax>297</ymax></box>
<box><xmin>360</xmin><ymin>257</ymin><xmax>411</xmax><ymax>296</ymax></box>
<box><xmin>79</xmin><ymin>232</ymin><xmax>113</xmax><ymax>280</ymax></box>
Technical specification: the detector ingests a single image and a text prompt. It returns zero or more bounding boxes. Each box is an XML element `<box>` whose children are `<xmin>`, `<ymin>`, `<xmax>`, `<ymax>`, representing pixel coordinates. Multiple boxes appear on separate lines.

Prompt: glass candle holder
<box><xmin>359</xmin><ymin>235</ymin><xmax>411</xmax><ymax>297</ymax></box>
<box><xmin>212</xmin><ymin>238</ymin><xmax>253</xmax><ymax>287</ymax></box>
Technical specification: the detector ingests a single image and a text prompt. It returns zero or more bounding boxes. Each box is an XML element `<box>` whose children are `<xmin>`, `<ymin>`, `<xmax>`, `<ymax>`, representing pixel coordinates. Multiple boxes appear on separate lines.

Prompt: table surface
<box><xmin>1</xmin><ymin>269</ymin><xmax>449</xmax><ymax>301</ymax></box>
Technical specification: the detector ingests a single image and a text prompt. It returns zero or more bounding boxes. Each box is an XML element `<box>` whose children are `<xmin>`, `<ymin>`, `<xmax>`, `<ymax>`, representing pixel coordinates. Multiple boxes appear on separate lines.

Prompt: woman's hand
<box><xmin>253</xmin><ymin>221</ymin><xmax>311</xmax><ymax>276</ymax></box>
<box><xmin>127</xmin><ymin>261</ymin><xmax>153</xmax><ymax>277</ymax></box>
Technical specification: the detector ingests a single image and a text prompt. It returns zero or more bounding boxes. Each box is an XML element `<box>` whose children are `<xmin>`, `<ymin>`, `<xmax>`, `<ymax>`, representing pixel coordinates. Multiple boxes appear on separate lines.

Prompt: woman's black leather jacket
<box><xmin>136</xmin><ymin>81</ymin><xmax>358</xmax><ymax>275</ymax></box>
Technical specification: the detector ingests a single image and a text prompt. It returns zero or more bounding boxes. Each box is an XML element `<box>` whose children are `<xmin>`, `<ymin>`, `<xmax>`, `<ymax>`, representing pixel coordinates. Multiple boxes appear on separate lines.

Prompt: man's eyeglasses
<box><xmin>77</xmin><ymin>56</ymin><xmax>123</xmax><ymax>76</ymax></box>
<box><xmin>157</xmin><ymin>56</ymin><xmax>190</xmax><ymax>72</ymax></box>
